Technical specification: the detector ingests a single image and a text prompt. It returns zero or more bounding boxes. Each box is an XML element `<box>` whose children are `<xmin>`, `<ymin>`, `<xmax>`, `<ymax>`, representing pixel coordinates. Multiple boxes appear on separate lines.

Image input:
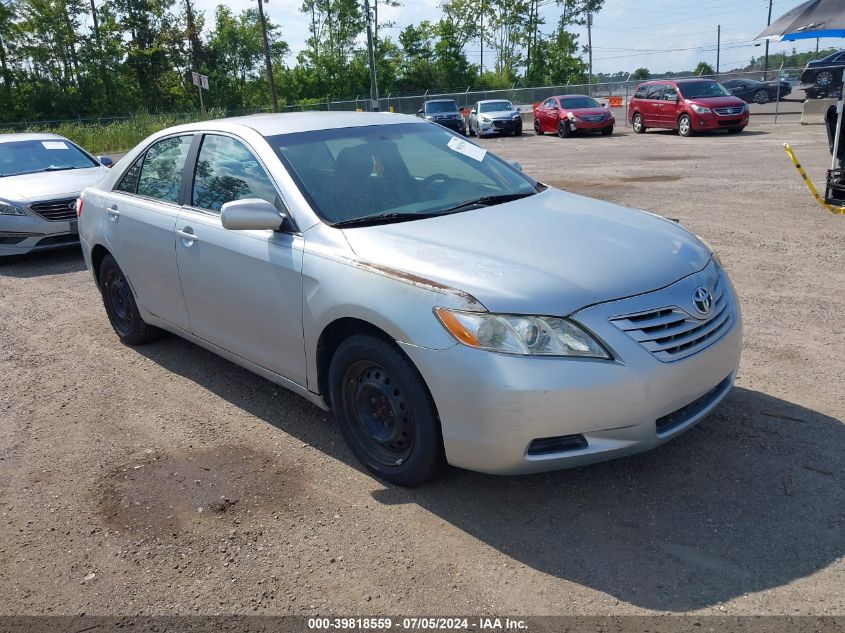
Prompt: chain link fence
<box><xmin>4</xmin><ymin>65</ymin><xmax>838</xmax><ymax>130</ymax></box>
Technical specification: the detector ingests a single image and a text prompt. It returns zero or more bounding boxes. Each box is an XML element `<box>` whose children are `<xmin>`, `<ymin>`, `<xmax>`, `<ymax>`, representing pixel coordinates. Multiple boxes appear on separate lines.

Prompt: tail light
<box><xmin>75</xmin><ymin>197</ymin><xmax>84</xmax><ymax>218</ymax></box>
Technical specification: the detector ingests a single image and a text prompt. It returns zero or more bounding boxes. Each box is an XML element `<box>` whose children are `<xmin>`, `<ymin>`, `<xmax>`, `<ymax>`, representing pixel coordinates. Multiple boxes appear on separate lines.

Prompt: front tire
<box><xmin>98</xmin><ymin>254</ymin><xmax>161</xmax><ymax>345</ymax></box>
<box><xmin>329</xmin><ymin>334</ymin><xmax>445</xmax><ymax>486</ymax></box>
<box><xmin>728</xmin><ymin>127</ymin><xmax>745</xmax><ymax>134</ymax></box>
<box><xmin>533</xmin><ymin>118</ymin><xmax>544</xmax><ymax>135</ymax></box>
<box><xmin>753</xmin><ymin>89</ymin><xmax>770</xmax><ymax>104</ymax></box>
<box><xmin>558</xmin><ymin>120</ymin><xmax>572</xmax><ymax>138</ymax></box>
<box><xmin>601</xmin><ymin>125</ymin><xmax>614</xmax><ymax>136</ymax></box>
<box><xmin>678</xmin><ymin>114</ymin><xmax>693</xmax><ymax>137</ymax></box>
<box><xmin>632</xmin><ymin>112</ymin><xmax>646</xmax><ymax>133</ymax></box>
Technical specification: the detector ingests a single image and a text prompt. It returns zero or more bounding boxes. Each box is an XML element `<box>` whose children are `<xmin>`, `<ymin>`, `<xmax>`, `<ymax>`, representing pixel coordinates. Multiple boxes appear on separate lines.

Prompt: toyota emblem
<box><xmin>692</xmin><ymin>287</ymin><xmax>713</xmax><ymax>315</ymax></box>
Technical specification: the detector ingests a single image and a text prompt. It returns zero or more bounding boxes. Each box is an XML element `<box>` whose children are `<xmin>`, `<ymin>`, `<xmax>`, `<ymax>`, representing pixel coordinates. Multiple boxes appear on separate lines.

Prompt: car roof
<box><xmin>160</xmin><ymin>111</ymin><xmax>425</xmax><ymax>138</ymax></box>
<box><xmin>425</xmin><ymin>99</ymin><xmax>457</xmax><ymax>103</ymax></box>
<box><xmin>555</xmin><ymin>94</ymin><xmax>592</xmax><ymax>99</ymax></box>
<box><xmin>0</xmin><ymin>132</ymin><xmax>66</xmax><ymax>144</ymax></box>
<box><xmin>477</xmin><ymin>99</ymin><xmax>512</xmax><ymax>104</ymax></box>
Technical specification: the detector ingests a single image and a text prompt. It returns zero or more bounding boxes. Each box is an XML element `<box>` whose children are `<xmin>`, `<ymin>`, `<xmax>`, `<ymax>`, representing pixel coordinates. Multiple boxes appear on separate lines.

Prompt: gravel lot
<box><xmin>0</xmin><ymin>122</ymin><xmax>842</xmax><ymax>617</ymax></box>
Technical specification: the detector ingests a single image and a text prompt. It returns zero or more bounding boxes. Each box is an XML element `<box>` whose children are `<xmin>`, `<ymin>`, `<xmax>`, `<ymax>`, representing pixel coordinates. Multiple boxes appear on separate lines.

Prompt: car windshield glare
<box><xmin>269</xmin><ymin>123</ymin><xmax>539</xmax><ymax>226</ymax></box>
<box><xmin>0</xmin><ymin>139</ymin><xmax>97</xmax><ymax>177</ymax></box>
<box><xmin>678</xmin><ymin>81</ymin><xmax>731</xmax><ymax>99</ymax></box>
<box><xmin>561</xmin><ymin>97</ymin><xmax>600</xmax><ymax>109</ymax></box>
<box><xmin>425</xmin><ymin>101</ymin><xmax>459</xmax><ymax>114</ymax></box>
<box><xmin>479</xmin><ymin>101</ymin><xmax>513</xmax><ymax>113</ymax></box>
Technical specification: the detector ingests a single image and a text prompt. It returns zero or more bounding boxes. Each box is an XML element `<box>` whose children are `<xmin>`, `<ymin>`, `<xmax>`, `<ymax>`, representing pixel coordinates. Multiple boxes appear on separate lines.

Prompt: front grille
<box><xmin>714</xmin><ymin>106</ymin><xmax>744</xmax><ymax>116</ymax></box>
<box><xmin>609</xmin><ymin>274</ymin><xmax>734</xmax><ymax>362</ymax></box>
<box><xmin>717</xmin><ymin>119</ymin><xmax>742</xmax><ymax>127</ymax></box>
<box><xmin>656</xmin><ymin>375</ymin><xmax>732</xmax><ymax>434</ymax></box>
<box><xmin>29</xmin><ymin>198</ymin><xmax>77</xmax><ymax>221</ymax></box>
<box><xmin>583</xmin><ymin>114</ymin><xmax>608</xmax><ymax>122</ymax></box>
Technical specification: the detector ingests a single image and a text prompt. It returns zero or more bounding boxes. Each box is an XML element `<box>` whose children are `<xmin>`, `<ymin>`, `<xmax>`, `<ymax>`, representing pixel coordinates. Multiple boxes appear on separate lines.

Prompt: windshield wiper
<box><xmin>43</xmin><ymin>166</ymin><xmax>78</xmax><ymax>172</ymax></box>
<box><xmin>332</xmin><ymin>211</ymin><xmax>442</xmax><ymax>228</ymax></box>
<box><xmin>433</xmin><ymin>191</ymin><xmax>537</xmax><ymax>215</ymax></box>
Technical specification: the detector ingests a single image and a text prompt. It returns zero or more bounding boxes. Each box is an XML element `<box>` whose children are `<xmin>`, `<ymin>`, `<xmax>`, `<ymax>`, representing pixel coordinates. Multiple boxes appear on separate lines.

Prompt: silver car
<box><xmin>0</xmin><ymin>133</ymin><xmax>112</xmax><ymax>258</ymax></box>
<box><xmin>468</xmin><ymin>99</ymin><xmax>523</xmax><ymax>137</ymax></box>
<box><xmin>79</xmin><ymin>112</ymin><xmax>742</xmax><ymax>485</ymax></box>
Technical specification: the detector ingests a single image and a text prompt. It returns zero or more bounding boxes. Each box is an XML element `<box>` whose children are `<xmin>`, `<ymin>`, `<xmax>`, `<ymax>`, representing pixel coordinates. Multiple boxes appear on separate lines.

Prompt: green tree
<box><xmin>694</xmin><ymin>61</ymin><xmax>714</xmax><ymax>76</ymax></box>
<box><xmin>632</xmin><ymin>67</ymin><xmax>650</xmax><ymax>80</ymax></box>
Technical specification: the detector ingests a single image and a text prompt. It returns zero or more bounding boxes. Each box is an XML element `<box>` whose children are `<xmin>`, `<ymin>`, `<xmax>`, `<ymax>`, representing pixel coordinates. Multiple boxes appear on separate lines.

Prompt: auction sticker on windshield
<box><xmin>42</xmin><ymin>141</ymin><xmax>70</xmax><ymax>150</ymax></box>
<box><xmin>447</xmin><ymin>137</ymin><xmax>486</xmax><ymax>162</ymax></box>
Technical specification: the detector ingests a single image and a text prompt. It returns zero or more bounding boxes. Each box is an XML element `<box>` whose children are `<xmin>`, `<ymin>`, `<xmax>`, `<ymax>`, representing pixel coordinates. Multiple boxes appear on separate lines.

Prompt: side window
<box><xmin>136</xmin><ymin>135</ymin><xmax>193</xmax><ymax>203</ymax></box>
<box><xmin>646</xmin><ymin>84</ymin><xmax>665</xmax><ymax>100</ymax></box>
<box><xmin>634</xmin><ymin>85</ymin><xmax>648</xmax><ymax>99</ymax></box>
<box><xmin>663</xmin><ymin>85</ymin><xmax>679</xmax><ymax>101</ymax></box>
<box><xmin>192</xmin><ymin>134</ymin><xmax>279</xmax><ymax>214</ymax></box>
<box><xmin>542</xmin><ymin>98</ymin><xmax>553</xmax><ymax>109</ymax></box>
<box><xmin>115</xmin><ymin>157</ymin><xmax>143</xmax><ymax>194</ymax></box>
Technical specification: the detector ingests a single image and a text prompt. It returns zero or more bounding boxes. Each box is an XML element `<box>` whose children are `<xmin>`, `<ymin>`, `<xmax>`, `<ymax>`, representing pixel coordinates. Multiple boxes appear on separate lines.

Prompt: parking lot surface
<box><xmin>0</xmin><ymin>122</ymin><xmax>842</xmax><ymax>616</ymax></box>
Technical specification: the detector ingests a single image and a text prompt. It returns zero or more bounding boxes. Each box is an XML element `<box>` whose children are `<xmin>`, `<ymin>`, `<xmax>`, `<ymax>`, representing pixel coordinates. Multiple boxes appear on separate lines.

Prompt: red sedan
<box><xmin>533</xmin><ymin>95</ymin><xmax>615</xmax><ymax>138</ymax></box>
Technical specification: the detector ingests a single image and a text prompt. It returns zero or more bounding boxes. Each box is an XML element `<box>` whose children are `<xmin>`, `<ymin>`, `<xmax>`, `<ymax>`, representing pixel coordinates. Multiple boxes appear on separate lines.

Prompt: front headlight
<box><xmin>480</xmin><ymin>115</ymin><xmax>491</xmax><ymax>123</ymax></box>
<box><xmin>0</xmin><ymin>200</ymin><xmax>25</xmax><ymax>216</ymax></box>
<box><xmin>425</xmin><ymin>115</ymin><xmax>435</xmax><ymax>121</ymax></box>
<box><xmin>435</xmin><ymin>308</ymin><xmax>611</xmax><ymax>358</ymax></box>
<box><xmin>691</xmin><ymin>104</ymin><xmax>711</xmax><ymax>114</ymax></box>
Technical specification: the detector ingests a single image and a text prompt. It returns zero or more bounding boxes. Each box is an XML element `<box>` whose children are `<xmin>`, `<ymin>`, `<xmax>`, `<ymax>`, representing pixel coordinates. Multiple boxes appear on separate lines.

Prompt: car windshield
<box><xmin>678</xmin><ymin>81</ymin><xmax>730</xmax><ymax>99</ymax></box>
<box><xmin>0</xmin><ymin>139</ymin><xmax>97</xmax><ymax>177</ymax></box>
<box><xmin>561</xmin><ymin>96</ymin><xmax>600</xmax><ymax>109</ymax></box>
<box><xmin>425</xmin><ymin>101</ymin><xmax>459</xmax><ymax>114</ymax></box>
<box><xmin>269</xmin><ymin>122</ymin><xmax>540</xmax><ymax>226</ymax></box>
<box><xmin>479</xmin><ymin>101</ymin><xmax>514</xmax><ymax>113</ymax></box>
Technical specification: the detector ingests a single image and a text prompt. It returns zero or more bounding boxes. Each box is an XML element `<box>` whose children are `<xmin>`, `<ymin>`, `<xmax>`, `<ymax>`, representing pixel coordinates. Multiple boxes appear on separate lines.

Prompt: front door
<box><xmin>659</xmin><ymin>84</ymin><xmax>680</xmax><ymax>128</ymax></box>
<box><xmin>174</xmin><ymin>133</ymin><xmax>307</xmax><ymax>387</ymax></box>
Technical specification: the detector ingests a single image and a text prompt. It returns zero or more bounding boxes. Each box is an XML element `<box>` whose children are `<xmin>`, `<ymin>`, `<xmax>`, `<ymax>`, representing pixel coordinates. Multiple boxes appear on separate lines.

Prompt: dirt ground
<box><xmin>0</xmin><ymin>121</ymin><xmax>842</xmax><ymax>617</ymax></box>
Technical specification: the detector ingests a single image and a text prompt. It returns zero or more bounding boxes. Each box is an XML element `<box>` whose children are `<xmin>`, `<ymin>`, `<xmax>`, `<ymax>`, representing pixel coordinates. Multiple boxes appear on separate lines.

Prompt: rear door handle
<box><xmin>176</xmin><ymin>228</ymin><xmax>198</xmax><ymax>244</ymax></box>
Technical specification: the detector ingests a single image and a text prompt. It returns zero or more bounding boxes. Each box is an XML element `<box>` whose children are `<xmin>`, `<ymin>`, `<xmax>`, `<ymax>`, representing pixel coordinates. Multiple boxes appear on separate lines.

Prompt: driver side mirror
<box><xmin>97</xmin><ymin>155</ymin><xmax>114</xmax><ymax>168</ymax></box>
<box><xmin>470</xmin><ymin>109</ymin><xmax>476</xmax><ymax>115</ymax></box>
<box><xmin>417</xmin><ymin>109</ymin><xmax>424</xmax><ymax>116</ymax></box>
<box><xmin>508</xmin><ymin>160</ymin><xmax>523</xmax><ymax>171</ymax></box>
<box><xmin>221</xmin><ymin>198</ymin><xmax>286</xmax><ymax>231</ymax></box>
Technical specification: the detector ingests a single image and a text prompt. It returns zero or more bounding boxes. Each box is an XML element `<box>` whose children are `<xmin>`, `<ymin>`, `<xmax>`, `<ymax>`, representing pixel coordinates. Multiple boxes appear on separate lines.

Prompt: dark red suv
<box><xmin>628</xmin><ymin>79</ymin><xmax>749</xmax><ymax>136</ymax></box>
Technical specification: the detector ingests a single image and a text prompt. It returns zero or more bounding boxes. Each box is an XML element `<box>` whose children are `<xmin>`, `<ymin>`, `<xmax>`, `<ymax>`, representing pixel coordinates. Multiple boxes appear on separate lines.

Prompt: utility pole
<box><xmin>764</xmin><ymin>0</ymin><xmax>773</xmax><ymax>80</ymax></box>
<box><xmin>88</xmin><ymin>0</ymin><xmax>100</xmax><ymax>42</ymax></box>
<box><xmin>257</xmin><ymin>0</ymin><xmax>279</xmax><ymax>112</ymax></box>
<box><xmin>479</xmin><ymin>0</ymin><xmax>484</xmax><ymax>77</ymax></box>
<box><xmin>363</xmin><ymin>0</ymin><xmax>379</xmax><ymax>110</ymax></box>
<box><xmin>716</xmin><ymin>24</ymin><xmax>720</xmax><ymax>75</ymax></box>
<box><xmin>587</xmin><ymin>10</ymin><xmax>593</xmax><ymax>95</ymax></box>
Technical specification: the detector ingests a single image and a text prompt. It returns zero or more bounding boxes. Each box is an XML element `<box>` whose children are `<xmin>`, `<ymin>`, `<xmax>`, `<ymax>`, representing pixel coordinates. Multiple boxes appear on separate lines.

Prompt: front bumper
<box><xmin>479</xmin><ymin>118</ymin><xmax>522</xmax><ymax>134</ymax></box>
<box><xmin>400</xmin><ymin>262</ymin><xmax>742</xmax><ymax>475</ymax></box>
<box><xmin>570</xmin><ymin>117</ymin><xmax>615</xmax><ymax>132</ymax></box>
<box><xmin>0</xmin><ymin>214</ymin><xmax>79</xmax><ymax>257</ymax></box>
<box><xmin>692</xmin><ymin>111</ymin><xmax>749</xmax><ymax>130</ymax></box>
<box><xmin>432</xmin><ymin>118</ymin><xmax>466</xmax><ymax>133</ymax></box>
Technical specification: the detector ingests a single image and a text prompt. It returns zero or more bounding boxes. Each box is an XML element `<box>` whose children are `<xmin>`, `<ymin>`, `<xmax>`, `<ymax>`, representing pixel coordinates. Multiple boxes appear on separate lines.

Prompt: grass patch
<box><xmin>9</xmin><ymin>108</ymin><xmax>230</xmax><ymax>154</ymax></box>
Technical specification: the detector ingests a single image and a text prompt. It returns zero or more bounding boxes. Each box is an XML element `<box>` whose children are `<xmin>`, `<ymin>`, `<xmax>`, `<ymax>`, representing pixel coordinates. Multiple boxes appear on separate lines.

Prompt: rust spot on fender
<box><xmin>357</xmin><ymin>261</ymin><xmax>484</xmax><ymax>310</ymax></box>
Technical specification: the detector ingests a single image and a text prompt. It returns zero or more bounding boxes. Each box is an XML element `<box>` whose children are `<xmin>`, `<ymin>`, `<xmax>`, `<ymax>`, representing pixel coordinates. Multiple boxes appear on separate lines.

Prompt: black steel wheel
<box><xmin>329</xmin><ymin>334</ymin><xmax>444</xmax><ymax>486</ymax></box>
<box><xmin>99</xmin><ymin>254</ymin><xmax>161</xmax><ymax>345</ymax></box>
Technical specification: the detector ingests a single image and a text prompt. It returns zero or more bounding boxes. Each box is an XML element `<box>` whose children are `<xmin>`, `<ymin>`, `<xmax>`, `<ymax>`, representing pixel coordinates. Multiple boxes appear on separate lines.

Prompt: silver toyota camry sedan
<box><xmin>0</xmin><ymin>133</ymin><xmax>112</xmax><ymax>258</ymax></box>
<box><xmin>78</xmin><ymin>112</ymin><xmax>742</xmax><ymax>485</ymax></box>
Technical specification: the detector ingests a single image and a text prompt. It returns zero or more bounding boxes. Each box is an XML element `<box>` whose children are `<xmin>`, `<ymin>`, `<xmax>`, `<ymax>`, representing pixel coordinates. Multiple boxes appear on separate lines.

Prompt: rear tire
<box><xmin>753</xmin><ymin>89</ymin><xmax>770</xmax><ymax>104</ymax></box>
<box><xmin>98</xmin><ymin>254</ymin><xmax>162</xmax><ymax>345</ymax></box>
<box><xmin>329</xmin><ymin>334</ymin><xmax>445</xmax><ymax>486</ymax></box>
<box><xmin>678</xmin><ymin>114</ymin><xmax>693</xmax><ymax>137</ymax></box>
<box><xmin>632</xmin><ymin>112</ymin><xmax>646</xmax><ymax>133</ymax></box>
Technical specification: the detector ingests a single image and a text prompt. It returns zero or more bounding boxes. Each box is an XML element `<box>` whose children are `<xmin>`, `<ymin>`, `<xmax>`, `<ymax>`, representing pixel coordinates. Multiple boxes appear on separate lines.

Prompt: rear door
<box><xmin>642</xmin><ymin>83</ymin><xmax>666</xmax><ymax>127</ymax></box>
<box><xmin>174</xmin><ymin>132</ymin><xmax>307</xmax><ymax>386</ymax></box>
<box><xmin>659</xmin><ymin>83</ymin><xmax>680</xmax><ymax>127</ymax></box>
<box><xmin>102</xmin><ymin>134</ymin><xmax>194</xmax><ymax>331</ymax></box>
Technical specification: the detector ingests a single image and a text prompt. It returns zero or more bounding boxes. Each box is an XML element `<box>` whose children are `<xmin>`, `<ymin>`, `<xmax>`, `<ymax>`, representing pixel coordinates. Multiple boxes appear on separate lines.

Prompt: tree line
<box><xmin>0</xmin><ymin>0</ymin><xmax>602</xmax><ymax>123</ymax></box>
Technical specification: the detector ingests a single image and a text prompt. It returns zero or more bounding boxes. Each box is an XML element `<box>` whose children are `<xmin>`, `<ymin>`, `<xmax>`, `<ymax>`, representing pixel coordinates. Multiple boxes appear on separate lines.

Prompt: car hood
<box><xmin>0</xmin><ymin>167</ymin><xmax>109</xmax><ymax>202</ymax></box>
<box><xmin>686</xmin><ymin>95</ymin><xmax>746</xmax><ymax>108</ymax></box>
<box><xmin>481</xmin><ymin>110</ymin><xmax>521</xmax><ymax>119</ymax></box>
<box><xmin>341</xmin><ymin>188</ymin><xmax>711</xmax><ymax>315</ymax></box>
<box><xmin>571</xmin><ymin>107</ymin><xmax>613</xmax><ymax>117</ymax></box>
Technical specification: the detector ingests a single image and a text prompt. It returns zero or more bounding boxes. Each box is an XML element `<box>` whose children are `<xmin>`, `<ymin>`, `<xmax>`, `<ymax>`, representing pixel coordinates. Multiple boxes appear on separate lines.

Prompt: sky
<box><xmin>190</xmin><ymin>0</ymin><xmax>839</xmax><ymax>75</ymax></box>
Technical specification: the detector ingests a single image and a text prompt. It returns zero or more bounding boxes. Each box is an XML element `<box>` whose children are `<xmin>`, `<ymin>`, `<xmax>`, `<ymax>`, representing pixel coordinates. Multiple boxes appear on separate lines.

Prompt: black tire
<box><xmin>632</xmin><ymin>112</ymin><xmax>646</xmax><ymax>133</ymax></box>
<box><xmin>728</xmin><ymin>127</ymin><xmax>745</xmax><ymax>134</ymax></box>
<box><xmin>601</xmin><ymin>125</ymin><xmax>614</xmax><ymax>136</ymax></box>
<box><xmin>558</xmin><ymin>120</ymin><xmax>572</xmax><ymax>138</ymax></box>
<box><xmin>98</xmin><ymin>254</ymin><xmax>162</xmax><ymax>345</ymax></box>
<box><xmin>678</xmin><ymin>114</ymin><xmax>693</xmax><ymax>137</ymax></box>
<box><xmin>329</xmin><ymin>334</ymin><xmax>445</xmax><ymax>486</ymax></box>
<box><xmin>752</xmin><ymin>89</ymin><xmax>770</xmax><ymax>104</ymax></box>
<box><xmin>533</xmin><ymin>119</ymin><xmax>544</xmax><ymax>136</ymax></box>
<box><xmin>514</xmin><ymin>123</ymin><xmax>523</xmax><ymax>136</ymax></box>
<box><xmin>468</xmin><ymin>121</ymin><xmax>475</xmax><ymax>137</ymax></box>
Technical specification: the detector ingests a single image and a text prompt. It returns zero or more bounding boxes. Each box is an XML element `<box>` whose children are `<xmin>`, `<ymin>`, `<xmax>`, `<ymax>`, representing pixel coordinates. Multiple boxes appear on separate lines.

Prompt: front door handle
<box><xmin>107</xmin><ymin>205</ymin><xmax>119</xmax><ymax>221</ymax></box>
<box><xmin>176</xmin><ymin>228</ymin><xmax>198</xmax><ymax>244</ymax></box>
